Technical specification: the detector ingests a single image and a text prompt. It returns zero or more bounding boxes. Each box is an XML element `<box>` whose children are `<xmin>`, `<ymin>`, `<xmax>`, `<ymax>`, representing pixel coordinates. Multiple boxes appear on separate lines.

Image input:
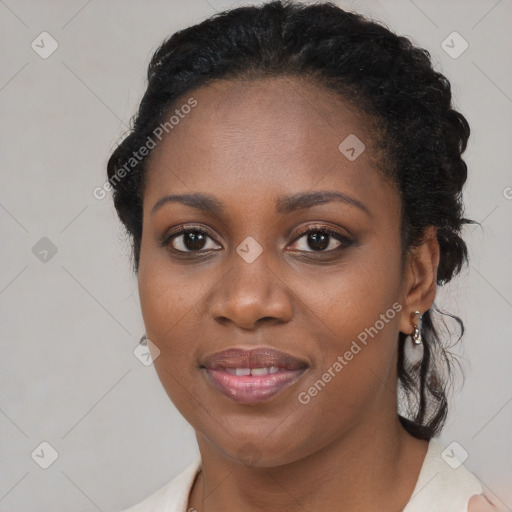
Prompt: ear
<box><xmin>398</xmin><ymin>226</ymin><xmax>440</xmax><ymax>335</ymax></box>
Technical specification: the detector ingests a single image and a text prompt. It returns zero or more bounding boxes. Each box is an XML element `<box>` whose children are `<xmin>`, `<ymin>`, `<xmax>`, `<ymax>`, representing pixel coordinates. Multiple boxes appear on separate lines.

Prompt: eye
<box><xmin>162</xmin><ymin>226</ymin><xmax>222</xmax><ymax>253</ymax></box>
<box><xmin>288</xmin><ymin>226</ymin><xmax>353</xmax><ymax>253</ymax></box>
<box><xmin>160</xmin><ymin>224</ymin><xmax>353</xmax><ymax>256</ymax></box>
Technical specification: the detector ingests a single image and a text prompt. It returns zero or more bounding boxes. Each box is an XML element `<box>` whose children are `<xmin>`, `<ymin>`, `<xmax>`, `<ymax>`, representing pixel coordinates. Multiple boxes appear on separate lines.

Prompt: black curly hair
<box><xmin>106</xmin><ymin>0</ymin><xmax>475</xmax><ymax>441</ymax></box>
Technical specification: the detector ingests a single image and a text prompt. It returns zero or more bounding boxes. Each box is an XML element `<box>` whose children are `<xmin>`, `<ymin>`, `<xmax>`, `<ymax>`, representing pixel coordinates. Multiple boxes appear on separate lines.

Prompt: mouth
<box><xmin>200</xmin><ymin>347</ymin><xmax>308</xmax><ymax>405</ymax></box>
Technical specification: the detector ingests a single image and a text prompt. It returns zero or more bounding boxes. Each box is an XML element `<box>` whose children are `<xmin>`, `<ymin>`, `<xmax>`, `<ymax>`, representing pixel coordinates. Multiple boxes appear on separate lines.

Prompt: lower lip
<box><xmin>203</xmin><ymin>368</ymin><xmax>306</xmax><ymax>404</ymax></box>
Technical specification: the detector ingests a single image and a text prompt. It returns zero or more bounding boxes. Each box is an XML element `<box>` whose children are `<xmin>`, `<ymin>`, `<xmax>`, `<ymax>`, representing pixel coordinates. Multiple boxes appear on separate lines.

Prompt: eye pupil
<box><xmin>308</xmin><ymin>232</ymin><xmax>329</xmax><ymax>251</ymax></box>
<box><xmin>167</xmin><ymin>227</ymin><xmax>347</xmax><ymax>255</ymax></box>
<box><xmin>184</xmin><ymin>231</ymin><xmax>206</xmax><ymax>251</ymax></box>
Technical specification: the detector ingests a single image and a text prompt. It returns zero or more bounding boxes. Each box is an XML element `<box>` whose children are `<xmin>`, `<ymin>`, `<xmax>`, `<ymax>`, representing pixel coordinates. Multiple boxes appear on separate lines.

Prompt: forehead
<box><xmin>144</xmin><ymin>76</ymin><xmax>394</xmax><ymax>212</ymax></box>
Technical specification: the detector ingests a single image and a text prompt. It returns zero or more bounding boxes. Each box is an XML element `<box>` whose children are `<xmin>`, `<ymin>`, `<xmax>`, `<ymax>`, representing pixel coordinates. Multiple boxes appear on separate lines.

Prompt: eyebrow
<box><xmin>151</xmin><ymin>190</ymin><xmax>370</xmax><ymax>217</ymax></box>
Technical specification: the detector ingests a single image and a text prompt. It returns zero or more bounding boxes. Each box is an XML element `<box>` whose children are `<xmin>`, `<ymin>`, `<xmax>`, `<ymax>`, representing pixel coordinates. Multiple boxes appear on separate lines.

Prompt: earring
<box><xmin>411</xmin><ymin>310</ymin><xmax>422</xmax><ymax>345</ymax></box>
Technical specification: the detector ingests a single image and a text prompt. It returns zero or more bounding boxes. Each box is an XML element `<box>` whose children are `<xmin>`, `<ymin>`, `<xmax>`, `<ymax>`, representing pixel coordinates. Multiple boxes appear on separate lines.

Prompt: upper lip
<box><xmin>201</xmin><ymin>347</ymin><xmax>309</xmax><ymax>371</ymax></box>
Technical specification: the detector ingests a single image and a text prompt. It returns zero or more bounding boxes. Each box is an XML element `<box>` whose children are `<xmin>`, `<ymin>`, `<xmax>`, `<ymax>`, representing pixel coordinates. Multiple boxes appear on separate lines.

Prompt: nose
<box><xmin>208</xmin><ymin>251</ymin><xmax>294</xmax><ymax>330</ymax></box>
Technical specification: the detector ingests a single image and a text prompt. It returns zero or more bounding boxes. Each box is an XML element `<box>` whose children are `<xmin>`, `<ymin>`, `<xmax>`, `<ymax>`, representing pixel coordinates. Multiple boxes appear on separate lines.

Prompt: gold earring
<box><xmin>411</xmin><ymin>310</ymin><xmax>422</xmax><ymax>345</ymax></box>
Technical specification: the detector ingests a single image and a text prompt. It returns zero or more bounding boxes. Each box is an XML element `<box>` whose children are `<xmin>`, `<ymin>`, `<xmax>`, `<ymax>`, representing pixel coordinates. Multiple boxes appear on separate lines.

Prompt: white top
<box><xmin>121</xmin><ymin>438</ymin><xmax>485</xmax><ymax>512</ymax></box>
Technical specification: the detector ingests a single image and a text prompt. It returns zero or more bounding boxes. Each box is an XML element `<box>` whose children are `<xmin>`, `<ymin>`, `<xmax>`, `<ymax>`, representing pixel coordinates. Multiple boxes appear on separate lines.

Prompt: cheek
<box><xmin>138</xmin><ymin>230</ymin><xmax>201</xmax><ymax>330</ymax></box>
<box><xmin>291</xmin><ymin>234</ymin><xmax>403</xmax><ymax>338</ymax></box>
<box><xmin>137</xmin><ymin>240</ymin><xmax>205</xmax><ymax>371</ymax></box>
<box><xmin>138</xmin><ymin>256</ymin><xmax>209</xmax><ymax>417</ymax></box>
<box><xmin>289</xmin><ymin>237</ymin><xmax>403</xmax><ymax>407</ymax></box>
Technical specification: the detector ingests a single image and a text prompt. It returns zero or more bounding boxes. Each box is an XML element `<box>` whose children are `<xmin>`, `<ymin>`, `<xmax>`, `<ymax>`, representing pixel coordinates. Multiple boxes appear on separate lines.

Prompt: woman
<box><xmin>107</xmin><ymin>1</ymin><xmax>500</xmax><ymax>510</ymax></box>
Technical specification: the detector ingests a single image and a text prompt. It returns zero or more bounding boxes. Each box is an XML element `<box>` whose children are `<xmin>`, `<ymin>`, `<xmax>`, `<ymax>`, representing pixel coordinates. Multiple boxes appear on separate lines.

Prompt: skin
<box><xmin>137</xmin><ymin>76</ymin><xmax>441</xmax><ymax>512</ymax></box>
<box><xmin>468</xmin><ymin>494</ymin><xmax>502</xmax><ymax>511</ymax></box>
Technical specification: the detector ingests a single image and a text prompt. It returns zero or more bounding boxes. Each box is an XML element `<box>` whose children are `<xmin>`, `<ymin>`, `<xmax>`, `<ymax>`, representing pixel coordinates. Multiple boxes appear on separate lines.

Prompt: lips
<box><xmin>201</xmin><ymin>347</ymin><xmax>308</xmax><ymax>371</ymax></box>
<box><xmin>200</xmin><ymin>347</ymin><xmax>308</xmax><ymax>404</ymax></box>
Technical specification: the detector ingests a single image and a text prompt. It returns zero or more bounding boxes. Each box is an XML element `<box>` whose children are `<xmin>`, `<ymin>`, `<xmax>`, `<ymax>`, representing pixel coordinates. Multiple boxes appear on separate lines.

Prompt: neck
<box><xmin>189</xmin><ymin>414</ymin><xmax>429</xmax><ymax>512</ymax></box>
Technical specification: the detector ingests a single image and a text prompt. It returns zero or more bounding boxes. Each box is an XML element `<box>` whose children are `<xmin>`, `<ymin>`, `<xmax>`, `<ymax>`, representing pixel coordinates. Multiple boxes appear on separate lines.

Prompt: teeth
<box><xmin>224</xmin><ymin>367</ymin><xmax>281</xmax><ymax>376</ymax></box>
<box><xmin>251</xmin><ymin>367</ymin><xmax>268</xmax><ymax>376</ymax></box>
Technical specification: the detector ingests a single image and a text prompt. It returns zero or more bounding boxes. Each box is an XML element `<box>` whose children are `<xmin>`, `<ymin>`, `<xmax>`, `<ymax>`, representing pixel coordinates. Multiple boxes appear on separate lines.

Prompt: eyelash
<box><xmin>160</xmin><ymin>224</ymin><xmax>354</xmax><ymax>257</ymax></box>
<box><xmin>289</xmin><ymin>225</ymin><xmax>354</xmax><ymax>253</ymax></box>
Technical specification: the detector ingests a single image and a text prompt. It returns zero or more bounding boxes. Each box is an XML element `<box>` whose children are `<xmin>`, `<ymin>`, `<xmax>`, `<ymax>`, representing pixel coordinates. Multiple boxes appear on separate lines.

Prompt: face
<box><xmin>138</xmin><ymin>76</ymin><xmax>412</xmax><ymax>467</ymax></box>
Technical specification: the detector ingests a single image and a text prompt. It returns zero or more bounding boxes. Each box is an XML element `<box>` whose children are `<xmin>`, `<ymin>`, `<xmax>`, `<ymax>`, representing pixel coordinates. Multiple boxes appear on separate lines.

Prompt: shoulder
<box><xmin>120</xmin><ymin>459</ymin><xmax>202</xmax><ymax>512</ymax></box>
<box><xmin>404</xmin><ymin>438</ymin><xmax>485</xmax><ymax>512</ymax></box>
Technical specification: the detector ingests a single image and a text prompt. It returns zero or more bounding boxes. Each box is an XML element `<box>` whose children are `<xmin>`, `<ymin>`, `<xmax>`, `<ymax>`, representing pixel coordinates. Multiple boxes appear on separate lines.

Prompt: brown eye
<box><xmin>288</xmin><ymin>228</ymin><xmax>353</xmax><ymax>253</ymax></box>
<box><xmin>166</xmin><ymin>228</ymin><xmax>222</xmax><ymax>253</ymax></box>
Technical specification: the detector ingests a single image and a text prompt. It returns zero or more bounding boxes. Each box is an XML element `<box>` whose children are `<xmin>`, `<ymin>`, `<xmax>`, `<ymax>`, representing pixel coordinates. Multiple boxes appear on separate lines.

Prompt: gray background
<box><xmin>0</xmin><ymin>0</ymin><xmax>511</xmax><ymax>510</ymax></box>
